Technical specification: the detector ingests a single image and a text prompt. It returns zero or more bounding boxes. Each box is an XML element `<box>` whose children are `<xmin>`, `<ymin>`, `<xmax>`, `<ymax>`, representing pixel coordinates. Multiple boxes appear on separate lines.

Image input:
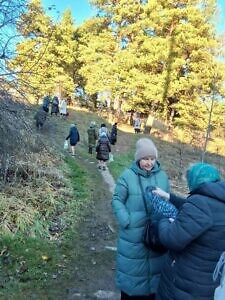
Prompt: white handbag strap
<box><xmin>213</xmin><ymin>252</ymin><xmax>225</xmax><ymax>285</ymax></box>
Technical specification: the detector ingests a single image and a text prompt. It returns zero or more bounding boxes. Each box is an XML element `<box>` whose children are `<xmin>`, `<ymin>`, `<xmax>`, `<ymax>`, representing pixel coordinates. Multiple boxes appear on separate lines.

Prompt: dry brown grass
<box><xmin>0</xmin><ymin>150</ymin><xmax>71</xmax><ymax>235</ymax></box>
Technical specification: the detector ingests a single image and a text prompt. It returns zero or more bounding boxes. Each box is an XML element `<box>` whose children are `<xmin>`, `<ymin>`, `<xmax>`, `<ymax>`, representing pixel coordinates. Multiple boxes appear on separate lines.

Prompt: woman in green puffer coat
<box><xmin>112</xmin><ymin>138</ymin><xmax>170</xmax><ymax>300</ymax></box>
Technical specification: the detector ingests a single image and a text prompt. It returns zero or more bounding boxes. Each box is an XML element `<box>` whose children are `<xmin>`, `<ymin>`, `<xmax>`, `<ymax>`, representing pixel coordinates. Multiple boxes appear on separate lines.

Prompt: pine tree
<box><xmin>86</xmin><ymin>0</ymin><xmax>225</xmax><ymax>133</ymax></box>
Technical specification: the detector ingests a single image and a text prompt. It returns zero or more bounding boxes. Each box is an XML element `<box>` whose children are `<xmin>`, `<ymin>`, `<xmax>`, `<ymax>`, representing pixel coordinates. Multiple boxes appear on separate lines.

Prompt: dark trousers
<box><xmin>134</xmin><ymin>128</ymin><xmax>140</xmax><ymax>134</ymax></box>
<box><xmin>121</xmin><ymin>291</ymin><xmax>155</xmax><ymax>300</ymax></box>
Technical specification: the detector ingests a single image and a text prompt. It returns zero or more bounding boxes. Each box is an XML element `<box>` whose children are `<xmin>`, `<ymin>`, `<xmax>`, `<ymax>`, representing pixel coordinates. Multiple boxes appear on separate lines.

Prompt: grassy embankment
<box><xmin>1</xmin><ymin>107</ymin><xmax>225</xmax><ymax>298</ymax></box>
<box><xmin>0</xmin><ymin>155</ymin><xmax>92</xmax><ymax>298</ymax></box>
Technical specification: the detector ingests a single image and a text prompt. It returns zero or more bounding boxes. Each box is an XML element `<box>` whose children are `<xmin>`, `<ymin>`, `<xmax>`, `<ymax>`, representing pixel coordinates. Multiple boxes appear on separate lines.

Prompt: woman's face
<box><xmin>139</xmin><ymin>156</ymin><xmax>156</xmax><ymax>171</ymax></box>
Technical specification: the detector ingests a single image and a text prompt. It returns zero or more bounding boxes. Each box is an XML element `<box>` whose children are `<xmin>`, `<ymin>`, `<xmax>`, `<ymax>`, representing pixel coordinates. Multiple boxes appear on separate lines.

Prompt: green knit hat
<box><xmin>187</xmin><ymin>163</ymin><xmax>221</xmax><ymax>192</ymax></box>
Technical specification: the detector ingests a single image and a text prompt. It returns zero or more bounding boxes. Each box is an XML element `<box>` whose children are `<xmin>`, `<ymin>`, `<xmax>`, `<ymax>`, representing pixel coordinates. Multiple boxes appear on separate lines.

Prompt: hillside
<box><xmin>1</xmin><ymin>106</ymin><xmax>225</xmax><ymax>299</ymax></box>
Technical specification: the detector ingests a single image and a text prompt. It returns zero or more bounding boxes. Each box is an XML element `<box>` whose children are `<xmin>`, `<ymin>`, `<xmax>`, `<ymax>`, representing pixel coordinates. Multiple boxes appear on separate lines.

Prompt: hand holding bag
<box><xmin>213</xmin><ymin>252</ymin><xmax>225</xmax><ymax>300</ymax></box>
<box><xmin>138</xmin><ymin>175</ymin><xmax>167</xmax><ymax>253</ymax></box>
<box><xmin>64</xmin><ymin>139</ymin><xmax>69</xmax><ymax>150</ymax></box>
<box><xmin>109</xmin><ymin>153</ymin><xmax>114</xmax><ymax>162</ymax></box>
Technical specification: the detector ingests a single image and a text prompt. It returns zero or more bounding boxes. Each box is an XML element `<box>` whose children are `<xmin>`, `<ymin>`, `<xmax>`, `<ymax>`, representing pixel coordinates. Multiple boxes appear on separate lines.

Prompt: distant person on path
<box><xmin>65</xmin><ymin>124</ymin><xmax>80</xmax><ymax>156</ymax></box>
<box><xmin>152</xmin><ymin>162</ymin><xmax>225</xmax><ymax>300</ymax></box>
<box><xmin>66</xmin><ymin>96</ymin><xmax>72</xmax><ymax>106</ymax></box>
<box><xmin>96</xmin><ymin>132</ymin><xmax>111</xmax><ymax>170</ymax></box>
<box><xmin>87</xmin><ymin>121</ymin><xmax>98</xmax><ymax>154</ymax></box>
<box><xmin>110</xmin><ymin>122</ymin><xmax>118</xmax><ymax>145</ymax></box>
<box><xmin>134</xmin><ymin>115</ymin><xmax>141</xmax><ymax>134</ymax></box>
<box><xmin>34</xmin><ymin>107</ymin><xmax>47</xmax><ymax>130</ymax></box>
<box><xmin>51</xmin><ymin>96</ymin><xmax>59</xmax><ymax>116</ymax></box>
<box><xmin>59</xmin><ymin>98</ymin><xmax>67</xmax><ymax>118</ymax></box>
<box><xmin>42</xmin><ymin>95</ymin><xmax>50</xmax><ymax>113</ymax></box>
<box><xmin>112</xmin><ymin>138</ymin><xmax>170</xmax><ymax>300</ymax></box>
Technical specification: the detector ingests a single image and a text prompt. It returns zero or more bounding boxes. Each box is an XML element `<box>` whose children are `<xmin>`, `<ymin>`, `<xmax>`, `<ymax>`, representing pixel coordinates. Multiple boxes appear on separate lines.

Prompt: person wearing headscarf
<box><xmin>59</xmin><ymin>98</ymin><xmax>67</xmax><ymax>118</ymax></box>
<box><xmin>51</xmin><ymin>96</ymin><xmax>59</xmax><ymax>116</ymax></box>
<box><xmin>98</xmin><ymin>123</ymin><xmax>109</xmax><ymax>138</ymax></box>
<box><xmin>153</xmin><ymin>162</ymin><xmax>225</xmax><ymax>300</ymax></box>
<box><xmin>96</xmin><ymin>131</ymin><xmax>111</xmax><ymax>170</ymax></box>
<box><xmin>42</xmin><ymin>95</ymin><xmax>50</xmax><ymax>113</ymax></box>
<box><xmin>65</xmin><ymin>124</ymin><xmax>80</xmax><ymax>156</ymax></box>
<box><xmin>112</xmin><ymin>138</ymin><xmax>170</xmax><ymax>300</ymax></box>
<box><xmin>87</xmin><ymin>121</ymin><xmax>98</xmax><ymax>154</ymax></box>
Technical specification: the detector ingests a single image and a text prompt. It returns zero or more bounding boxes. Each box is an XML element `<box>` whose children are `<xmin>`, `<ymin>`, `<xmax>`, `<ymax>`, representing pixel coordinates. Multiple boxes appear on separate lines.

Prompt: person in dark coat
<box><xmin>34</xmin><ymin>107</ymin><xmax>47</xmax><ymax>130</ymax></box>
<box><xmin>87</xmin><ymin>121</ymin><xmax>97</xmax><ymax>154</ymax></box>
<box><xmin>110</xmin><ymin>122</ymin><xmax>118</xmax><ymax>145</ymax></box>
<box><xmin>51</xmin><ymin>96</ymin><xmax>59</xmax><ymax>116</ymax></box>
<box><xmin>66</xmin><ymin>124</ymin><xmax>80</xmax><ymax>156</ymax></box>
<box><xmin>96</xmin><ymin>132</ymin><xmax>111</xmax><ymax>170</ymax></box>
<box><xmin>153</xmin><ymin>162</ymin><xmax>225</xmax><ymax>300</ymax></box>
<box><xmin>42</xmin><ymin>95</ymin><xmax>50</xmax><ymax>113</ymax></box>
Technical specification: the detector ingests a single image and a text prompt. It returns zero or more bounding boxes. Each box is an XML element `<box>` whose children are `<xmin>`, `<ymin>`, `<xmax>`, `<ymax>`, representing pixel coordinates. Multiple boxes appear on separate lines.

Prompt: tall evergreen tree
<box><xmin>86</xmin><ymin>0</ymin><xmax>225</xmax><ymax>133</ymax></box>
<box><xmin>78</xmin><ymin>17</ymin><xmax>117</xmax><ymax>99</ymax></box>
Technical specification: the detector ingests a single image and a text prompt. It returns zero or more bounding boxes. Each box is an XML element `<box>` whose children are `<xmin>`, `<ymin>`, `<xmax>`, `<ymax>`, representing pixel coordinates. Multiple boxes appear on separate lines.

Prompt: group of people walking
<box><xmin>35</xmin><ymin>96</ymin><xmax>225</xmax><ymax>299</ymax></box>
<box><xmin>112</xmin><ymin>137</ymin><xmax>225</xmax><ymax>300</ymax></box>
<box><xmin>34</xmin><ymin>95</ymin><xmax>69</xmax><ymax>130</ymax></box>
<box><xmin>42</xmin><ymin>95</ymin><xmax>68</xmax><ymax>117</ymax></box>
<box><xmin>65</xmin><ymin>121</ymin><xmax>117</xmax><ymax>171</ymax></box>
<box><xmin>87</xmin><ymin>122</ymin><xmax>117</xmax><ymax>170</ymax></box>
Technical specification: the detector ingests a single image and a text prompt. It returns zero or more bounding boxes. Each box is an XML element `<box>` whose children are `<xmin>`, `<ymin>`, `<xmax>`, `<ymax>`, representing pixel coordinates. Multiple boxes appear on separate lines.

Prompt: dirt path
<box><xmin>37</xmin><ymin>107</ymin><xmax>195</xmax><ymax>300</ymax></box>
<box><xmin>40</xmin><ymin>109</ymin><xmax>127</xmax><ymax>299</ymax></box>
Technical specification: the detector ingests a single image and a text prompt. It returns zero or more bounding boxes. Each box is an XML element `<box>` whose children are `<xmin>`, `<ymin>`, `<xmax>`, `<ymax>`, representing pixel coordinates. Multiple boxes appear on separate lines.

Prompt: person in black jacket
<box><xmin>96</xmin><ymin>132</ymin><xmax>111</xmax><ymax>170</ymax></box>
<box><xmin>66</xmin><ymin>124</ymin><xmax>80</xmax><ymax>156</ymax></box>
<box><xmin>110</xmin><ymin>122</ymin><xmax>117</xmax><ymax>145</ymax></box>
<box><xmin>153</xmin><ymin>162</ymin><xmax>225</xmax><ymax>300</ymax></box>
<box><xmin>42</xmin><ymin>95</ymin><xmax>50</xmax><ymax>113</ymax></box>
<box><xmin>51</xmin><ymin>96</ymin><xmax>59</xmax><ymax>116</ymax></box>
<box><xmin>34</xmin><ymin>107</ymin><xmax>47</xmax><ymax>130</ymax></box>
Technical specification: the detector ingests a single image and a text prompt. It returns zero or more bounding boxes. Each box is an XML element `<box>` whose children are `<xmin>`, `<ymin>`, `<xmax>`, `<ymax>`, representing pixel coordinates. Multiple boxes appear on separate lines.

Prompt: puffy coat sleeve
<box><xmin>170</xmin><ymin>193</ymin><xmax>186</xmax><ymax>209</ymax></box>
<box><xmin>164</xmin><ymin>173</ymin><xmax>170</xmax><ymax>193</ymax></box>
<box><xmin>94</xmin><ymin>130</ymin><xmax>98</xmax><ymax>140</ymax></box>
<box><xmin>96</xmin><ymin>141</ymin><xmax>100</xmax><ymax>152</ymax></box>
<box><xmin>107</xmin><ymin>141</ymin><xmax>111</xmax><ymax>152</ymax></box>
<box><xmin>112</xmin><ymin>175</ymin><xmax>130</xmax><ymax>229</ymax></box>
<box><xmin>158</xmin><ymin>195</ymin><xmax>213</xmax><ymax>251</ymax></box>
<box><xmin>66</xmin><ymin>129</ymin><xmax>71</xmax><ymax>140</ymax></box>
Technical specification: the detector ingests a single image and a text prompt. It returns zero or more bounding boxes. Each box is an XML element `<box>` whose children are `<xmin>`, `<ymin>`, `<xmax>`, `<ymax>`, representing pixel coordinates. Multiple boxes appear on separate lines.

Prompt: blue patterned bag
<box><xmin>145</xmin><ymin>186</ymin><xmax>178</xmax><ymax>219</ymax></box>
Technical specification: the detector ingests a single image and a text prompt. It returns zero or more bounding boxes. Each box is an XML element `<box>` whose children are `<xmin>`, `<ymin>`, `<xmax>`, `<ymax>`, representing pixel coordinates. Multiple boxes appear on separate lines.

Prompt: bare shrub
<box><xmin>0</xmin><ymin>91</ymin><xmax>44</xmax><ymax>183</ymax></box>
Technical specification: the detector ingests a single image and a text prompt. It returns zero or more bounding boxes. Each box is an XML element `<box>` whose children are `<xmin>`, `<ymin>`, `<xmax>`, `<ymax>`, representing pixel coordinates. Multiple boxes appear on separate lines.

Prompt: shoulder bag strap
<box><xmin>138</xmin><ymin>174</ymin><xmax>149</xmax><ymax>216</ymax></box>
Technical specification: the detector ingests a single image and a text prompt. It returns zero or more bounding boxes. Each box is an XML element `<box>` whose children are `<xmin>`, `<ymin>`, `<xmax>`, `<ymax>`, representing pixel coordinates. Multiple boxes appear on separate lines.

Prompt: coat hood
<box><xmin>130</xmin><ymin>160</ymin><xmax>161</xmax><ymax>178</ymax></box>
<box><xmin>192</xmin><ymin>180</ymin><xmax>225</xmax><ymax>203</ymax></box>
